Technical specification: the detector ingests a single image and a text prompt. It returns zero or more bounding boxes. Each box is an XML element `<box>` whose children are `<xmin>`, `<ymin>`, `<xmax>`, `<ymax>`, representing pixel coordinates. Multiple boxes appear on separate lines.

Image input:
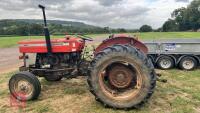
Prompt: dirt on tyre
<box><xmin>179</xmin><ymin>56</ymin><xmax>197</xmax><ymax>71</ymax></box>
<box><xmin>157</xmin><ymin>56</ymin><xmax>174</xmax><ymax>70</ymax></box>
<box><xmin>9</xmin><ymin>71</ymin><xmax>41</xmax><ymax>101</ymax></box>
<box><xmin>87</xmin><ymin>44</ymin><xmax>156</xmax><ymax>109</ymax></box>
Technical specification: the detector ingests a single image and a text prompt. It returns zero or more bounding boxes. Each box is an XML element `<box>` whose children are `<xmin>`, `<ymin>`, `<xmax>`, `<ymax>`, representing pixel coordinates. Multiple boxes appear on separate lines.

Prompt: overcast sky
<box><xmin>0</xmin><ymin>0</ymin><xmax>193</xmax><ymax>29</ymax></box>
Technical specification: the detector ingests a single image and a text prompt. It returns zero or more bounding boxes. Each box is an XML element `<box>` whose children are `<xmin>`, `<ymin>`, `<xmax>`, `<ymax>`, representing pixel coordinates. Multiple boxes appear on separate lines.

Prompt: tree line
<box><xmin>0</xmin><ymin>20</ymin><xmax>133</xmax><ymax>36</ymax></box>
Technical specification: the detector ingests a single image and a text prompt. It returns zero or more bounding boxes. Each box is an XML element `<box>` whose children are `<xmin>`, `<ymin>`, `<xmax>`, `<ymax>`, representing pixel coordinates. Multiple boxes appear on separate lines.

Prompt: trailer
<box><xmin>143</xmin><ymin>39</ymin><xmax>200</xmax><ymax>70</ymax></box>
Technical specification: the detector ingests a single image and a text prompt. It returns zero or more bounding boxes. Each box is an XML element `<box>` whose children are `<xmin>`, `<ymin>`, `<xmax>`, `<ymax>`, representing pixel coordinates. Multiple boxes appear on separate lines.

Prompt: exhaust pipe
<box><xmin>38</xmin><ymin>4</ymin><xmax>52</xmax><ymax>55</ymax></box>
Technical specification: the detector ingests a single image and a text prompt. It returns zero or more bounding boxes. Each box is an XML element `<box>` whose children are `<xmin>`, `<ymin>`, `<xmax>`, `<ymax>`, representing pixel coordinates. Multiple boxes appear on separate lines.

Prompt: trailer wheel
<box><xmin>88</xmin><ymin>44</ymin><xmax>156</xmax><ymax>109</ymax></box>
<box><xmin>9</xmin><ymin>71</ymin><xmax>41</xmax><ymax>101</ymax></box>
<box><xmin>179</xmin><ymin>56</ymin><xmax>197</xmax><ymax>71</ymax></box>
<box><xmin>157</xmin><ymin>56</ymin><xmax>174</xmax><ymax>70</ymax></box>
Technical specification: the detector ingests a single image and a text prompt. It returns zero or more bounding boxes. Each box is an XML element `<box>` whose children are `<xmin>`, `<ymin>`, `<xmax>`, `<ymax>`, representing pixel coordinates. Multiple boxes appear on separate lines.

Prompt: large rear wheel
<box><xmin>88</xmin><ymin>45</ymin><xmax>156</xmax><ymax>109</ymax></box>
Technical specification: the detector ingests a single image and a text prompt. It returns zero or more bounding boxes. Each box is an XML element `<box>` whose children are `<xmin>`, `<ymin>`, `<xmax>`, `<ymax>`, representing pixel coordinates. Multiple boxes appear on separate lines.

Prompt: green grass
<box><xmin>0</xmin><ymin>32</ymin><xmax>200</xmax><ymax>48</ymax></box>
<box><xmin>0</xmin><ymin>35</ymin><xmax>64</xmax><ymax>48</ymax></box>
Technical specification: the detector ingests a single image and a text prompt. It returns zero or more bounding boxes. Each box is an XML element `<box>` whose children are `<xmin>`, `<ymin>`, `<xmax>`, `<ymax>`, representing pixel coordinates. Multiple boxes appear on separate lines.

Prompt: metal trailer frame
<box><xmin>143</xmin><ymin>38</ymin><xmax>200</xmax><ymax>70</ymax></box>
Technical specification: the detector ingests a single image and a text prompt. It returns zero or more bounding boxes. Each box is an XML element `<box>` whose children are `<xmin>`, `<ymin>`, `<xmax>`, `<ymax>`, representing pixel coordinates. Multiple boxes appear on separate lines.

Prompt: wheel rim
<box><xmin>160</xmin><ymin>59</ymin><xmax>172</xmax><ymax>69</ymax></box>
<box><xmin>108</xmin><ymin>65</ymin><xmax>134</xmax><ymax>89</ymax></box>
<box><xmin>182</xmin><ymin>59</ymin><xmax>194</xmax><ymax>70</ymax></box>
<box><xmin>13</xmin><ymin>79</ymin><xmax>34</xmax><ymax>99</ymax></box>
<box><xmin>98</xmin><ymin>62</ymin><xmax>143</xmax><ymax>101</ymax></box>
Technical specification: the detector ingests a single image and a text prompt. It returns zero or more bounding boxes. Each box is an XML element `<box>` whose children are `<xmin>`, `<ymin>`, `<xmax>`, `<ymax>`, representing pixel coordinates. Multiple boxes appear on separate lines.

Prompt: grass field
<box><xmin>1</xmin><ymin>70</ymin><xmax>200</xmax><ymax>113</ymax></box>
<box><xmin>0</xmin><ymin>32</ymin><xmax>200</xmax><ymax>48</ymax></box>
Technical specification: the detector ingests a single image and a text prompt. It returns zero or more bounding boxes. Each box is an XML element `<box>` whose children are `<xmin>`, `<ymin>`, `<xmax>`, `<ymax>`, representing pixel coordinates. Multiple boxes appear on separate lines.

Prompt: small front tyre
<box><xmin>9</xmin><ymin>71</ymin><xmax>41</xmax><ymax>101</ymax></box>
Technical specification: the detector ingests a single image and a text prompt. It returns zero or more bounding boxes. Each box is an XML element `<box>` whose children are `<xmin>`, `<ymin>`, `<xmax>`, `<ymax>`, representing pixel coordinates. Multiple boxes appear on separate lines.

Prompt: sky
<box><xmin>0</xmin><ymin>0</ymin><xmax>193</xmax><ymax>29</ymax></box>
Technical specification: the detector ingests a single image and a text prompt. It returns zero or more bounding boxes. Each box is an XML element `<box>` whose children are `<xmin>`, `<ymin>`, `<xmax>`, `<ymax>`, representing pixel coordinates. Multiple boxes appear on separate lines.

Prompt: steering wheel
<box><xmin>77</xmin><ymin>35</ymin><xmax>93</xmax><ymax>41</ymax></box>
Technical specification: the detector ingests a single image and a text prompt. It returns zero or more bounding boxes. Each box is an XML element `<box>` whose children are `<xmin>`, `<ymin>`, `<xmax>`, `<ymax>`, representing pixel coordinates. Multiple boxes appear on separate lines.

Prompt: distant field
<box><xmin>0</xmin><ymin>32</ymin><xmax>200</xmax><ymax>48</ymax></box>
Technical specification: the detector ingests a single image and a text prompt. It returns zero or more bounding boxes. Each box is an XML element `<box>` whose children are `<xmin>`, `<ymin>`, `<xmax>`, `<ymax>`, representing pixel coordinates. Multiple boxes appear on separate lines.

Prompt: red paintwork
<box><xmin>95</xmin><ymin>34</ymin><xmax>148</xmax><ymax>55</ymax></box>
<box><xmin>18</xmin><ymin>35</ymin><xmax>85</xmax><ymax>53</ymax></box>
<box><xmin>18</xmin><ymin>34</ymin><xmax>147</xmax><ymax>55</ymax></box>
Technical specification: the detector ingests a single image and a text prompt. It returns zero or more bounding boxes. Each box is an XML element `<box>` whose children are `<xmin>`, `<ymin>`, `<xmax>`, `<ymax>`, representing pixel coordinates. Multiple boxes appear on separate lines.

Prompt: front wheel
<box><xmin>88</xmin><ymin>45</ymin><xmax>156</xmax><ymax>109</ymax></box>
<box><xmin>9</xmin><ymin>71</ymin><xmax>41</xmax><ymax>101</ymax></box>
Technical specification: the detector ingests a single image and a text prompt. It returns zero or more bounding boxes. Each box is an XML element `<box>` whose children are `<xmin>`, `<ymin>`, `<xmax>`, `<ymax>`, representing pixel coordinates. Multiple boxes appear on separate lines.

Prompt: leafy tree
<box><xmin>164</xmin><ymin>0</ymin><xmax>200</xmax><ymax>31</ymax></box>
<box><xmin>103</xmin><ymin>27</ymin><xmax>110</xmax><ymax>33</ymax></box>
<box><xmin>139</xmin><ymin>25</ymin><xmax>153</xmax><ymax>32</ymax></box>
<box><xmin>0</xmin><ymin>19</ymin><xmax>131</xmax><ymax>36</ymax></box>
<box><xmin>16</xmin><ymin>25</ymin><xmax>29</xmax><ymax>36</ymax></box>
<box><xmin>162</xmin><ymin>19</ymin><xmax>179</xmax><ymax>32</ymax></box>
<box><xmin>117</xmin><ymin>28</ymin><xmax>127</xmax><ymax>33</ymax></box>
<box><xmin>187</xmin><ymin>0</ymin><xmax>200</xmax><ymax>30</ymax></box>
<box><xmin>29</xmin><ymin>24</ymin><xmax>43</xmax><ymax>35</ymax></box>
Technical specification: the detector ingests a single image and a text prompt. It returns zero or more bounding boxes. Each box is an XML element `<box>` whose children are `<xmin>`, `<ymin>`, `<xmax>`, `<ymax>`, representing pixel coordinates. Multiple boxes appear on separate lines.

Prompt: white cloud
<box><xmin>0</xmin><ymin>0</ymin><xmax>191</xmax><ymax>29</ymax></box>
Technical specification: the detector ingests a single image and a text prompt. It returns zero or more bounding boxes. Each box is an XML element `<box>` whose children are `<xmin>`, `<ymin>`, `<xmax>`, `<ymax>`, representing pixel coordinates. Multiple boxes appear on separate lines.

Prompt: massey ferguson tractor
<box><xmin>9</xmin><ymin>5</ymin><xmax>156</xmax><ymax>109</ymax></box>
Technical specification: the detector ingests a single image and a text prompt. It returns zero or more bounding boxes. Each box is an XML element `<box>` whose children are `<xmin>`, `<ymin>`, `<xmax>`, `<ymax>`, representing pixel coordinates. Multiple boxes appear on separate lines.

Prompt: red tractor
<box><xmin>9</xmin><ymin>5</ymin><xmax>156</xmax><ymax>109</ymax></box>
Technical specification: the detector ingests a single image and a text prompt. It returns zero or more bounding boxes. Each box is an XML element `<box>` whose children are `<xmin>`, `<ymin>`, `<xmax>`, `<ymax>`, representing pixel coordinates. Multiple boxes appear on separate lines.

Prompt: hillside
<box><xmin>0</xmin><ymin>19</ymin><xmax>106</xmax><ymax>35</ymax></box>
<box><xmin>15</xmin><ymin>19</ymin><xmax>98</xmax><ymax>28</ymax></box>
<box><xmin>0</xmin><ymin>19</ymin><xmax>98</xmax><ymax>28</ymax></box>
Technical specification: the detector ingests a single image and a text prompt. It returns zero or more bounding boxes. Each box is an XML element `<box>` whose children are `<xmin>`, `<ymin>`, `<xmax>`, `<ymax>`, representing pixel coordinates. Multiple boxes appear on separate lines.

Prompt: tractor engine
<box><xmin>33</xmin><ymin>52</ymin><xmax>83</xmax><ymax>81</ymax></box>
<box><xmin>36</xmin><ymin>52</ymin><xmax>81</xmax><ymax>68</ymax></box>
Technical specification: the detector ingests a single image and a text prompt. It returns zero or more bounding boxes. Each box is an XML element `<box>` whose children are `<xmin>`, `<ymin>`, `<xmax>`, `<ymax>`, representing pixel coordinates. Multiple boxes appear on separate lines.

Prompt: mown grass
<box><xmin>1</xmin><ymin>70</ymin><xmax>200</xmax><ymax>113</ymax></box>
<box><xmin>0</xmin><ymin>32</ymin><xmax>200</xmax><ymax>48</ymax></box>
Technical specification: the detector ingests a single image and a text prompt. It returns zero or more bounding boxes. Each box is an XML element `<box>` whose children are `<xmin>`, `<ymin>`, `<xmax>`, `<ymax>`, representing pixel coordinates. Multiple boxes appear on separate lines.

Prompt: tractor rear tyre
<box><xmin>88</xmin><ymin>44</ymin><xmax>156</xmax><ymax>109</ymax></box>
<box><xmin>9</xmin><ymin>71</ymin><xmax>41</xmax><ymax>101</ymax></box>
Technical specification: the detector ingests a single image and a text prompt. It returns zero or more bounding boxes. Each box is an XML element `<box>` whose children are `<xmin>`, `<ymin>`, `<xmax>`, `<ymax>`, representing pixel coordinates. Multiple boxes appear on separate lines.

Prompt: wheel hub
<box><xmin>14</xmin><ymin>80</ymin><xmax>33</xmax><ymax>97</ymax></box>
<box><xmin>108</xmin><ymin>65</ymin><xmax>134</xmax><ymax>89</ymax></box>
<box><xmin>160</xmin><ymin>59</ymin><xmax>171</xmax><ymax>68</ymax></box>
<box><xmin>183</xmin><ymin>60</ymin><xmax>194</xmax><ymax>69</ymax></box>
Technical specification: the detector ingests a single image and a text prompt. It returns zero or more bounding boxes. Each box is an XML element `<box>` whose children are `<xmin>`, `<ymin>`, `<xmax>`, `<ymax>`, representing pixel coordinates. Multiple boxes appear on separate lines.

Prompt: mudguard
<box><xmin>95</xmin><ymin>34</ymin><xmax>148</xmax><ymax>55</ymax></box>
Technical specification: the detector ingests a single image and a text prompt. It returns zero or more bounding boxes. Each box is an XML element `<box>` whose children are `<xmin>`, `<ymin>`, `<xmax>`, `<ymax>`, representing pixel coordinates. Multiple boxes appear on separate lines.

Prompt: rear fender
<box><xmin>94</xmin><ymin>34</ymin><xmax>148</xmax><ymax>55</ymax></box>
